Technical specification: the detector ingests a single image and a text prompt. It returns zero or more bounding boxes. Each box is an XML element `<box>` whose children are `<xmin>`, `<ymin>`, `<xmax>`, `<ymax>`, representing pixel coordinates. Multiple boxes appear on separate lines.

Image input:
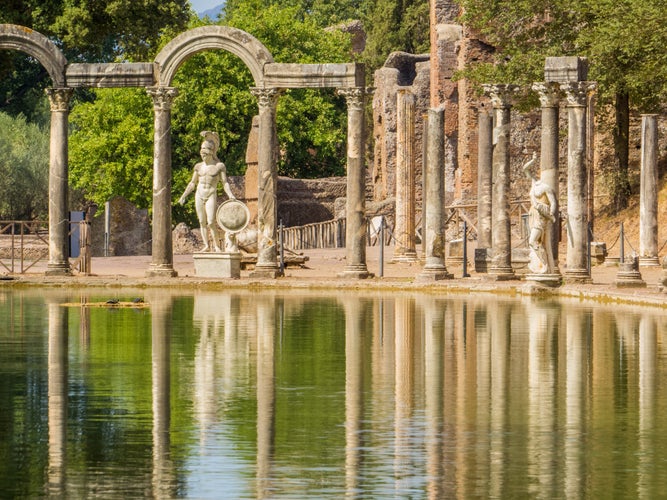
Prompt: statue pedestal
<box><xmin>525</xmin><ymin>273</ymin><xmax>562</xmax><ymax>287</ymax></box>
<box><xmin>193</xmin><ymin>252</ymin><xmax>241</xmax><ymax>278</ymax></box>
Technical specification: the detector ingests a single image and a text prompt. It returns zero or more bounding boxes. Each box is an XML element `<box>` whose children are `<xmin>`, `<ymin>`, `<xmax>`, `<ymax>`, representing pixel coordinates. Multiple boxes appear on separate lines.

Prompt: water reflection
<box><xmin>2</xmin><ymin>290</ymin><xmax>667</xmax><ymax>498</ymax></box>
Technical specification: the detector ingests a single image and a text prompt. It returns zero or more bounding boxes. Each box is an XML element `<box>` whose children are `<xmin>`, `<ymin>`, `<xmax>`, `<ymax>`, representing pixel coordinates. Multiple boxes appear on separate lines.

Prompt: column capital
<box><xmin>147</xmin><ymin>86</ymin><xmax>179</xmax><ymax>111</ymax></box>
<box><xmin>532</xmin><ymin>81</ymin><xmax>561</xmax><ymax>107</ymax></box>
<box><xmin>250</xmin><ymin>87</ymin><xmax>282</xmax><ymax>110</ymax></box>
<box><xmin>482</xmin><ymin>84</ymin><xmax>520</xmax><ymax>109</ymax></box>
<box><xmin>45</xmin><ymin>88</ymin><xmax>74</xmax><ymax>112</ymax></box>
<box><xmin>561</xmin><ymin>81</ymin><xmax>596</xmax><ymax>107</ymax></box>
<box><xmin>336</xmin><ymin>87</ymin><xmax>374</xmax><ymax>111</ymax></box>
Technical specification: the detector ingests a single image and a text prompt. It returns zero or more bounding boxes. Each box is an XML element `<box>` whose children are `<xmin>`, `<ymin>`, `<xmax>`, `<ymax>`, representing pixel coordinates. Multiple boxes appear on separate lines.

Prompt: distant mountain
<box><xmin>199</xmin><ymin>3</ymin><xmax>225</xmax><ymax>19</ymax></box>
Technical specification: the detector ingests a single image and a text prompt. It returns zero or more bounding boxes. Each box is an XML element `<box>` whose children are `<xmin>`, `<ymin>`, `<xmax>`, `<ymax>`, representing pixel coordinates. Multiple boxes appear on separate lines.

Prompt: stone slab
<box><xmin>193</xmin><ymin>252</ymin><xmax>241</xmax><ymax>278</ymax></box>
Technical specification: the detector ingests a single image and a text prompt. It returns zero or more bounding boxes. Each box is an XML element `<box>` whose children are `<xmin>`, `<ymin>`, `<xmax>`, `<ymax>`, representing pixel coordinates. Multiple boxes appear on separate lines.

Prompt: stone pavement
<box><xmin>5</xmin><ymin>246</ymin><xmax>667</xmax><ymax>308</ymax></box>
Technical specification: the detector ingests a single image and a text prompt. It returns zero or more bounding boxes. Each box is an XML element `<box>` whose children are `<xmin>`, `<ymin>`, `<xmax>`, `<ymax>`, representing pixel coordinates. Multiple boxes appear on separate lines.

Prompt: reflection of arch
<box><xmin>0</xmin><ymin>24</ymin><xmax>67</xmax><ymax>87</ymax></box>
<box><xmin>154</xmin><ymin>25</ymin><xmax>274</xmax><ymax>87</ymax></box>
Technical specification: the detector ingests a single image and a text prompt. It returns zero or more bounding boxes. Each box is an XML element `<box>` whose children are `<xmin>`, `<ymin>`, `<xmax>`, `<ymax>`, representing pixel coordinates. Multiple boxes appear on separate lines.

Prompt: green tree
<box><xmin>0</xmin><ymin>112</ymin><xmax>49</xmax><ymax>220</ymax></box>
<box><xmin>458</xmin><ymin>0</ymin><xmax>667</xmax><ymax>212</ymax></box>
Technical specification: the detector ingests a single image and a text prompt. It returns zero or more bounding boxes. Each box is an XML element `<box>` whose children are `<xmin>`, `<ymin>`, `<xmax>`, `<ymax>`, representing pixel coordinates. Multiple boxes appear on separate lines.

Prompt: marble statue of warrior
<box><xmin>523</xmin><ymin>152</ymin><xmax>558</xmax><ymax>274</ymax></box>
<box><xmin>178</xmin><ymin>131</ymin><xmax>236</xmax><ymax>252</ymax></box>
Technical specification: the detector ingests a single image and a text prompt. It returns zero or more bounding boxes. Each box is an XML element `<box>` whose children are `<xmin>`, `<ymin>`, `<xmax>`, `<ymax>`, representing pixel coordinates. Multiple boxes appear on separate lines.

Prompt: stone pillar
<box><xmin>417</xmin><ymin>107</ymin><xmax>452</xmax><ymax>281</ymax></box>
<box><xmin>45</xmin><ymin>88</ymin><xmax>74</xmax><ymax>276</ymax></box>
<box><xmin>146</xmin><ymin>87</ymin><xmax>178</xmax><ymax>277</ymax></box>
<box><xmin>562</xmin><ymin>82</ymin><xmax>596</xmax><ymax>283</ymax></box>
<box><xmin>483</xmin><ymin>84</ymin><xmax>518</xmax><ymax>280</ymax></box>
<box><xmin>639</xmin><ymin>114</ymin><xmax>660</xmax><ymax>267</ymax></box>
<box><xmin>533</xmin><ymin>82</ymin><xmax>561</xmax><ymax>271</ymax></box>
<box><xmin>338</xmin><ymin>87</ymin><xmax>372</xmax><ymax>278</ymax></box>
<box><xmin>250</xmin><ymin>88</ymin><xmax>283</xmax><ymax>278</ymax></box>
<box><xmin>393</xmin><ymin>89</ymin><xmax>418</xmax><ymax>262</ymax></box>
<box><xmin>477</xmin><ymin>109</ymin><xmax>493</xmax><ymax>250</ymax></box>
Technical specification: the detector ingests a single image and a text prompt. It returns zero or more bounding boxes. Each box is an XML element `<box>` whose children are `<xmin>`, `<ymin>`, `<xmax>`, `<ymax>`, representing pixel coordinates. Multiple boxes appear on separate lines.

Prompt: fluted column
<box><xmin>483</xmin><ymin>84</ymin><xmax>518</xmax><ymax>280</ymax></box>
<box><xmin>417</xmin><ymin>106</ymin><xmax>451</xmax><ymax>281</ymax></box>
<box><xmin>45</xmin><ymin>88</ymin><xmax>74</xmax><ymax>276</ymax></box>
<box><xmin>393</xmin><ymin>89</ymin><xmax>418</xmax><ymax>262</ymax></box>
<box><xmin>146</xmin><ymin>87</ymin><xmax>178</xmax><ymax>277</ymax></box>
<box><xmin>338</xmin><ymin>87</ymin><xmax>372</xmax><ymax>278</ymax></box>
<box><xmin>639</xmin><ymin>114</ymin><xmax>660</xmax><ymax>267</ymax></box>
<box><xmin>562</xmin><ymin>82</ymin><xmax>596</xmax><ymax>282</ymax></box>
<box><xmin>250</xmin><ymin>87</ymin><xmax>283</xmax><ymax>278</ymax></box>
<box><xmin>533</xmin><ymin>82</ymin><xmax>561</xmax><ymax>271</ymax></box>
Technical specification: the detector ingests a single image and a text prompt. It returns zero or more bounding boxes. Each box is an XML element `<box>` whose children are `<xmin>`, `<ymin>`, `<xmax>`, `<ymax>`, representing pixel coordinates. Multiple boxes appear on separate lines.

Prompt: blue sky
<box><xmin>190</xmin><ymin>0</ymin><xmax>222</xmax><ymax>12</ymax></box>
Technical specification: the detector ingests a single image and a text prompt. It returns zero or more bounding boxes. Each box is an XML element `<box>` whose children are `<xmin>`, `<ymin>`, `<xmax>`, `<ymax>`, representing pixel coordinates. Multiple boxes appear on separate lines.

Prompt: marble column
<box><xmin>146</xmin><ymin>87</ymin><xmax>178</xmax><ymax>277</ymax></box>
<box><xmin>250</xmin><ymin>88</ymin><xmax>283</xmax><ymax>278</ymax></box>
<box><xmin>417</xmin><ymin>106</ymin><xmax>452</xmax><ymax>281</ymax></box>
<box><xmin>477</xmin><ymin>109</ymin><xmax>493</xmax><ymax>250</ymax></box>
<box><xmin>45</xmin><ymin>88</ymin><xmax>74</xmax><ymax>276</ymax></box>
<box><xmin>562</xmin><ymin>82</ymin><xmax>596</xmax><ymax>283</ymax></box>
<box><xmin>338</xmin><ymin>87</ymin><xmax>372</xmax><ymax>278</ymax></box>
<box><xmin>483</xmin><ymin>84</ymin><xmax>518</xmax><ymax>280</ymax></box>
<box><xmin>393</xmin><ymin>89</ymin><xmax>418</xmax><ymax>262</ymax></box>
<box><xmin>533</xmin><ymin>82</ymin><xmax>561</xmax><ymax>271</ymax></box>
<box><xmin>639</xmin><ymin>114</ymin><xmax>660</xmax><ymax>267</ymax></box>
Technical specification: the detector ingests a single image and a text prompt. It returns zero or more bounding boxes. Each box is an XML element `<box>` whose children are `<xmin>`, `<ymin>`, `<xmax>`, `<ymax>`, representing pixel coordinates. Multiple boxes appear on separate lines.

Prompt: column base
<box><xmin>525</xmin><ymin>273</ymin><xmax>562</xmax><ymax>287</ymax></box>
<box><xmin>392</xmin><ymin>250</ymin><xmax>419</xmax><ymax>263</ymax></box>
<box><xmin>615</xmin><ymin>262</ymin><xmax>646</xmax><ymax>288</ymax></box>
<box><xmin>563</xmin><ymin>269</ymin><xmax>592</xmax><ymax>284</ymax></box>
<box><xmin>250</xmin><ymin>265</ymin><xmax>284</xmax><ymax>279</ymax></box>
<box><xmin>416</xmin><ymin>266</ymin><xmax>453</xmax><ymax>282</ymax></box>
<box><xmin>639</xmin><ymin>256</ymin><xmax>661</xmax><ymax>267</ymax></box>
<box><xmin>146</xmin><ymin>264</ymin><xmax>178</xmax><ymax>278</ymax></box>
<box><xmin>45</xmin><ymin>263</ymin><xmax>72</xmax><ymax>277</ymax></box>
<box><xmin>487</xmin><ymin>265</ymin><xmax>517</xmax><ymax>281</ymax></box>
<box><xmin>338</xmin><ymin>265</ymin><xmax>373</xmax><ymax>279</ymax></box>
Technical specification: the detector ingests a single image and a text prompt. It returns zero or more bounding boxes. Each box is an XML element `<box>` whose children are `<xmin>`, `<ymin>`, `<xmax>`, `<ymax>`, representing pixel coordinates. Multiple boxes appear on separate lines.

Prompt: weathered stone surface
<box><xmin>545</xmin><ymin>56</ymin><xmax>589</xmax><ymax>83</ymax></box>
<box><xmin>264</xmin><ymin>63</ymin><xmax>364</xmax><ymax>88</ymax></box>
<box><xmin>66</xmin><ymin>63</ymin><xmax>156</xmax><ymax>88</ymax></box>
<box><xmin>326</xmin><ymin>20</ymin><xmax>366</xmax><ymax>54</ymax></box>
<box><xmin>91</xmin><ymin>196</ymin><xmax>151</xmax><ymax>257</ymax></box>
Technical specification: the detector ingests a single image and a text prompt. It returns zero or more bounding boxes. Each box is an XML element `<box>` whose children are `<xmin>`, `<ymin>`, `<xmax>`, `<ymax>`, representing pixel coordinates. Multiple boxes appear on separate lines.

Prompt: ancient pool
<box><xmin>1</xmin><ymin>288</ymin><xmax>667</xmax><ymax>498</ymax></box>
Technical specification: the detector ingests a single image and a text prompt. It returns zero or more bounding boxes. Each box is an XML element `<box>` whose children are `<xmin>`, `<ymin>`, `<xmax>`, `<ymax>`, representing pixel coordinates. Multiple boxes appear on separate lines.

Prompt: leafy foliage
<box><xmin>0</xmin><ymin>112</ymin><xmax>49</xmax><ymax>220</ymax></box>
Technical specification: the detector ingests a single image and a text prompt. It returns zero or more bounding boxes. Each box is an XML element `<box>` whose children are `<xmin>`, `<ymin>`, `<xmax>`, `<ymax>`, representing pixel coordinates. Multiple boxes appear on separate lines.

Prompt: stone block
<box><xmin>193</xmin><ymin>252</ymin><xmax>241</xmax><ymax>278</ymax></box>
<box><xmin>544</xmin><ymin>57</ymin><xmax>589</xmax><ymax>83</ymax></box>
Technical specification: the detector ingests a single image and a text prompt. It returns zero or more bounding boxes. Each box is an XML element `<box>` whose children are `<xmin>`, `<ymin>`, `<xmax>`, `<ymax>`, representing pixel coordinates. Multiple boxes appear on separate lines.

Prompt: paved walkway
<box><xmin>5</xmin><ymin>246</ymin><xmax>667</xmax><ymax>308</ymax></box>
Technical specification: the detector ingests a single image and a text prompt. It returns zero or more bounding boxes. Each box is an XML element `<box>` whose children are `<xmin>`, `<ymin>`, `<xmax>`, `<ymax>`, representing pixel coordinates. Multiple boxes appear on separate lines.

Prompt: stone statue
<box><xmin>178</xmin><ymin>131</ymin><xmax>236</xmax><ymax>252</ymax></box>
<box><xmin>523</xmin><ymin>152</ymin><xmax>558</xmax><ymax>274</ymax></box>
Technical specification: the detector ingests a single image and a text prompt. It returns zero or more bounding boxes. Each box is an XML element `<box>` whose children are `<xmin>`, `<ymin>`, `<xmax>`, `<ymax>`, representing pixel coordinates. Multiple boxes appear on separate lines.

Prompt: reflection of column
<box><xmin>489</xmin><ymin>302</ymin><xmax>509</xmax><ymax>497</ymax></box>
<box><xmin>256</xmin><ymin>298</ymin><xmax>276</xmax><ymax>498</ymax></box>
<box><xmin>45</xmin><ymin>88</ymin><xmax>73</xmax><ymax>276</ymax></box>
<box><xmin>562</xmin><ymin>82</ymin><xmax>596</xmax><ymax>283</ymax></box>
<box><xmin>533</xmin><ymin>82</ymin><xmax>561</xmax><ymax>269</ymax></box>
<box><xmin>564</xmin><ymin>308</ymin><xmax>587</xmax><ymax>498</ymax></box>
<box><xmin>527</xmin><ymin>302</ymin><xmax>557</xmax><ymax>495</ymax></box>
<box><xmin>475</xmin><ymin>303</ymin><xmax>492</xmax><ymax>497</ymax></box>
<box><xmin>394</xmin><ymin>297</ymin><xmax>415</xmax><ymax>489</ymax></box>
<box><xmin>47</xmin><ymin>302</ymin><xmax>68</xmax><ymax>495</ymax></box>
<box><xmin>423</xmin><ymin>299</ymin><xmax>444</xmax><ymax>499</ymax></box>
<box><xmin>151</xmin><ymin>294</ymin><xmax>175</xmax><ymax>499</ymax></box>
<box><xmin>250</xmin><ymin>88</ymin><xmax>283</xmax><ymax>278</ymax></box>
<box><xmin>343</xmin><ymin>298</ymin><xmax>366</xmax><ymax>496</ymax></box>
<box><xmin>638</xmin><ymin>315</ymin><xmax>656</xmax><ymax>499</ymax></box>
<box><xmin>639</xmin><ymin>115</ymin><xmax>660</xmax><ymax>267</ymax></box>
<box><xmin>146</xmin><ymin>87</ymin><xmax>178</xmax><ymax>277</ymax></box>
<box><xmin>338</xmin><ymin>87</ymin><xmax>372</xmax><ymax>278</ymax></box>
<box><xmin>418</xmin><ymin>106</ymin><xmax>452</xmax><ymax>281</ymax></box>
<box><xmin>483</xmin><ymin>84</ymin><xmax>518</xmax><ymax>280</ymax></box>
<box><xmin>477</xmin><ymin>110</ymin><xmax>493</xmax><ymax>251</ymax></box>
<box><xmin>393</xmin><ymin>89</ymin><xmax>418</xmax><ymax>262</ymax></box>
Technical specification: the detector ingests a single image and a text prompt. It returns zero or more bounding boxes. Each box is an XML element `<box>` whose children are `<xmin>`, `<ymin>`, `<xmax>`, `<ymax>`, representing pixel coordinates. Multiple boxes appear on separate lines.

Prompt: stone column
<box><xmin>417</xmin><ymin>106</ymin><xmax>451</xmax><ymax>281</ymax></box>
<box><xmin>483</xmin><ymin>84</ymin><xmax>518</xmax><ymax>280</ymax></box>
<box><xmin>475</xmin><ymin>109</ymin><xmax>493</xmax><ymax>272</ymax></box>
<box><xmin>45</xmin><ymin>88</ymin><xmax>74</xmax><ymax>276</ymax></box>
<box><xmin>639</xmin><ymin>114</ymin><xmax>660</xmax><ymax>267</ymax></box>
<box><xmin>338</xmin><ymin>87</ymin><xmax>372</xmax><ymax>278</ymax></box>
<box><xmin>146</xmin><ymin>87</ymin><xmax>178</xmax><ymax>277</ymax></box>
<box><xmin>250</xmin><ymin>88</ymin><xmax>283</xmax><ymax>278</ymax></box>
<box><xmin>393</xmin><ymin>89</ymin><xmax>418</xmax><ymax>262</ymax></box>
<box><xmin>562</xmin><ymin>82</ymin><xmax>596</xmax><ymax>283</ymax></box>
<box><xmin>533</xmin><ymin>82</ymin><xmax>561</xmax><ymax>271</ymax></box>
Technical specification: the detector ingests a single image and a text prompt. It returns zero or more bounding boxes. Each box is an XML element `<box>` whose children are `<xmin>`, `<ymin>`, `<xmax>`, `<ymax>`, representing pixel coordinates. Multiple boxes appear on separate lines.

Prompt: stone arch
<box><xmin>154</xmin><ymin>25</ymin><xmax>274</xmax><ymax>87</ymax></box>
<box><xmin>0</xmin><ymin>24</ymin><xmax>67</xmax><ymax>87</ymax></box>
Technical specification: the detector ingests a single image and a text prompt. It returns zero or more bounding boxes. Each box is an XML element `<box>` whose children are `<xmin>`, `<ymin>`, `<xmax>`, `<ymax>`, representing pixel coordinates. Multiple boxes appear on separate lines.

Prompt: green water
<box><xmin>1</xmin><ymin>288</ymin><xmax>667</xmax><ymax>499</ymax></box>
